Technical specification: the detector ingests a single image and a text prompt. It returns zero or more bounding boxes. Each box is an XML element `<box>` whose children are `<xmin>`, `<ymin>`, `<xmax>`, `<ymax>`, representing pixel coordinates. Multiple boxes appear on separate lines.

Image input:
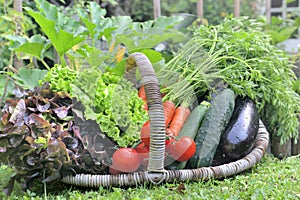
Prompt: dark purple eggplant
<box><xmin>212</xmin><ymin>96</ymin><xmax>259</xmax><ymax>166</ymax></box>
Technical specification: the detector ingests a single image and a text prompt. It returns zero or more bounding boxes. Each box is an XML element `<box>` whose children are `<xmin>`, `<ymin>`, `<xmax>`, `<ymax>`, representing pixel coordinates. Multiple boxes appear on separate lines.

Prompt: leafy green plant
<box><xmin>42</xmin><ymin>64</ymin><xmax>78</xmax><ymax>93</ymax></box>
<box><xmin>114</xmin><ymin>16</ymin><xmax>186</xmax><ymax>52</ymax></box>
<box><xmin>0</xmin><ymin>89</ymin><xmax>108</xmax><ymax>194</ymax></box>
<box><xmin>8</xmin><ymin>67</ymin><xmax>48</xmax><ymax>90</ymax></box>
<box><xmin>0</xmin><ymin>0</ymin><xmax>185</xmax><ymax>147</ymax></box>
<box><xmin>258</xmin><ymin>16</ymin><xmax>300</xmax><ymax>45</ymax></box>
<box><xmin>193</xmin><ymin>17</ymin><xmax>300</xmax><ymax>143</ymax></box>
<box><xmin>2</xmin><ymin>0</ymin><xmax>185</xmax><ymax>72</ymax></box>
<box><xmin>0</xmin><ymin>37</ymin><xmax>10</xmax><ymax>71</ymax></box>
<box><xmin>293</xmin><ymin>78</ymin><xmax>300</xmax><ymax>94</ymax></box>
<box><xmin>3</xmin><ymin>34</ymin><xmax>52</xmax><ymax>69</ymax></box>
<box><xmin>25</xmin><ymin>0</ymin><xmax>88</xmax><ymax>66</ymax></box>
<box><xmin>1</xmin><ymin>67</ymin><xmax>47</xmax><ymax>110</ymax></box>
<box><xmin>0</xmin><ymin>164</ymin><xmax>16</xmax><ymax>198</ymax></box>
<box><xmin>75</xmin><ymin>1</ymin><xmax>186</xmax><ymax>69</ymax></box>
<box><xmin>0</xmin><ymin>0</ymin><xmax>18</xmax><ymax>71</ymax></box>
<box><xmin>0</xmin><ymin>74</ymin><xmax>14</xmax><ymax>104</ymax></box>
<box><xmin>0</xmin><ymin>0</ymin><xmax>39</xmax><ymax>69</ymax></box>
<box><xmin>160</xmin><ymin>17</ymin><xmax>300</xmax><ymax>143</ymax></box>
<box><xmin>72</xmin><ymin>68</ymin><xmax>148</xmax><ymax>147</ymax></box>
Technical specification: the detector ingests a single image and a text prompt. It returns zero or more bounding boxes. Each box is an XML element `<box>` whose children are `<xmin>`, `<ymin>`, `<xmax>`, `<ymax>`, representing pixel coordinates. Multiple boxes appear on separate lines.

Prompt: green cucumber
<box><xmin>188</xmin><ymin>88</ymin><xmax>235</xmax><ymax>169</ymax></box>
<box><xmin>166</xmin><ymin>101</ymin><xmax>210</xmax><ymax>170</ymax></box>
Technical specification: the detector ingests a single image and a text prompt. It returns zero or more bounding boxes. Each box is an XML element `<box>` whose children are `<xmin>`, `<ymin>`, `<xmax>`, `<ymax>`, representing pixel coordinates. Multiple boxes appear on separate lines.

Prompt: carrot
<box><xmin>168</xmin><ymin>106</ymin><xmax>191</xmax><ymax>137</ymax></box>
<box><xmin>138</xmin><ymin>85</ymin><xmax>148</xmax><ymax>110</ymax></box>
<box><xmin>143</xmin><ymin>101</ymin><xmax>148</xmax><ymax>110</ymax></box>
<box><xmin>166</xmin><ymin>128</ymin><xmax>174</xmax><ymax>137</ymax></box>
<box><xmin>163</xmin><ymin>100</ymin><xmax>176</xmax><ymax>127</ymax></box>
<box><xmin>138</xmin><ymin>85</ymin><xmax>146</xmax><ymax>101</ymax></box>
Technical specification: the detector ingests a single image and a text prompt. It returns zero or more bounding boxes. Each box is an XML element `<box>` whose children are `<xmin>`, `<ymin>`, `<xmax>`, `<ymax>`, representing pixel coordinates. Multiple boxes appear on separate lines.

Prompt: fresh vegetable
<box><xmin>135</xmin><ymin>142</ymin><xmax>150</xmax><ymax>168</ymax></box>
<box><xmin>0</xmin><ymin>90</ymin><xmax>110</xmax><ymax>192</ymax></box>
<box><xmin>166</xmin><ymin>101</ymin><xmax>210</xmax><ymax>170</ymax></box>
<box><xmin>188</xmin><ymin>88</ymin><xmax>235</xmax><ymax>168</ymax></box>
<box><xmin>138</xmin><ymin>85</ymin><xmax>148</xmax><ymax>110</ymax></box>
<box><xmin>158</xmin><ymin>45</ymin><xmax>223</xmax><ymax>108</ymax></box>
<box><xmin>212</xmin><ymin>96</ymin><xmax>259</xmax><ymax>166</ymax></box>
<box><xmin>158</xmin><ymin>17</ymin><xmax>300</xmax><ymax>144</ymax></box>
<box><xmin>189</xmin><ymin>17</ymin><xmax>300</xmax><ymax>143</ymax></box>
<box><xmin>138</xmin><ymin>85</ymin><xmax>146</xmax><ymax>100</ymax></box>
<box><xmin>71</xmin><ymin>68</ymin><xmax>149</xmax><ymax>147</ymax></box>
<box><xmin>163</xmin><ymin>100</ymin><xmax>176</xmax><ymax>126</ymax></box>
<box><xmin>167</xmin><ymin>106</ymin><xmax>191</xmax><ymax>136</ymax></box>
<box><xmin>164</xmin><ymin>136</ymin><xmax>175</xmax><ymax>153</ymax></box>
<box><xmin>165</xmin><ymin>136</ymin><xmax>175</xmax><ymax>145</ymax></box>
<box><xmin>168</xmin><ymin>136</ymin><xmax>196</xmax><ymax>162</ymax></box>
<box><xmin>42</xmin><ymin>64</ymin><xmax>78</xmax><ymax>93</ymax></box>
<box><xmin>109</xmin><ymin>166</ymin><xmax>120</xmax><ymax>175</ymax></box>
<box><xmin>140</xmin><ymin>120</ymin><xmax>151</xmax><ymax>146</ymax></box>
<box><xmin>143</xmin><ymin>103</ymin><xmax>148</xmax><ymax>111</ymax></box>
<box><xmin>177</xmin><ymin>101</ymin><xmax>210</xmax><ymax>139</ymax></box>
<box><xmin>111</xmin><ymin>148</ymin><xmax>141</xmax><ymax>173</ymax></box>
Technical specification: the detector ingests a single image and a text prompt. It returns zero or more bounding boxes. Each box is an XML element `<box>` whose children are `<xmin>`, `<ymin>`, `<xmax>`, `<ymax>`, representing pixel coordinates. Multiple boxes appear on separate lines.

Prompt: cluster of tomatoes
<box><xmin>109</xmin><ymin>85</ymin><xmax>197</xmax><ymax>174</ymax></box>
<box><xmin>109</xmin><ymin>120</ymin><xmax>196</xmax><ymax>174</ymax></box>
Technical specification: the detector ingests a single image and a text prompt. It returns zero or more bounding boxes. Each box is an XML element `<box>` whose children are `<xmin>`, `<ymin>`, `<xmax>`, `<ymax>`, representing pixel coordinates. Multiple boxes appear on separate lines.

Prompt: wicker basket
<box><xmin>61</xmin><ymin>53</ymin><xmax>269</xmax><ymax>187</ymax></box>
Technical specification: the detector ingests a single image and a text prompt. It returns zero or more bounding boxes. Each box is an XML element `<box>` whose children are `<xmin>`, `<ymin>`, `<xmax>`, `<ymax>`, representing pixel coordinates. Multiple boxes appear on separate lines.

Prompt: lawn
<box><xmin>3</xmin><ymin>154</ymin><xmax>299</xmax><ymax>200</ymax></box>
<box><xmin>1</xmin><ymin>1</ymin><xmax>300</xmax><ymax>200</ymax></box>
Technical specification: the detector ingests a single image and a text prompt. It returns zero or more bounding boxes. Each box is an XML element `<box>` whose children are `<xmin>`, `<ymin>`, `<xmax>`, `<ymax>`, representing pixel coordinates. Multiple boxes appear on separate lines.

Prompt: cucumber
<box><xmin>188</xmin><ymin>88</ymin><xmax>235</xmax><ymax>169</ymax></box>
<box><xmin>178</xmin><ymin>101</ymin><xmax>210</xmax><ymax>139</ymax></box>
<box><xmin>166</xmin><ymin>101</ymin><xmax>210</xmax><ymax>170</ymax></box>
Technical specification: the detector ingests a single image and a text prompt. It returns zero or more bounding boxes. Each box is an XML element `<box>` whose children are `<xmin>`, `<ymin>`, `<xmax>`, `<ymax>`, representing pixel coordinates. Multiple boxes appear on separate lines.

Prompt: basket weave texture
<box><xmin>61</xmin><ymin>53</ymin><xmax>269</xmax><ymax>187</ymax></box>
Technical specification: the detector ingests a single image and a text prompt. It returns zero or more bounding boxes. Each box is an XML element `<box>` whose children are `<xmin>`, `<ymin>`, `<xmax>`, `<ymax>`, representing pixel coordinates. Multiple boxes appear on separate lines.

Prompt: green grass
<box><xmin>3</xmin><ymin>154</ymin><xmax>300</xmax><ymax>200</ymax></box>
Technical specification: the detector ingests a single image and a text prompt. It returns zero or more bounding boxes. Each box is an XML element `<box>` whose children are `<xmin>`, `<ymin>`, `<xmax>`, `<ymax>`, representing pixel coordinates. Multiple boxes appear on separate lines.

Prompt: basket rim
<box><xmin>60</xmin><ymin>119</ymin><xmax>269</xmax><ymax>187</ymax></box>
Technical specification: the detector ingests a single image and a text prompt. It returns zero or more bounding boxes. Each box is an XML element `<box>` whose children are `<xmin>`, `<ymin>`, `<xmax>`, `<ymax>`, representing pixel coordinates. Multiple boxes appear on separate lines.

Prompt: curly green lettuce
<box><xmin>42</xmin><ymin>64</ymin><xmax>78</xmax><ymax>93</ymax></box>
<box><xmin>72</xmin><ymin>68</ymin><xmax>148</xmax><ymax>147</ymax></box>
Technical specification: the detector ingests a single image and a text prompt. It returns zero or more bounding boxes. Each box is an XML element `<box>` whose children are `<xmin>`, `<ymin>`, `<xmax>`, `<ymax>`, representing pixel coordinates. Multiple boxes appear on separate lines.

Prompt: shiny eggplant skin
<box><xmin>212</xmin><ymin>96</ymin><xmax>259</xmax><ymax>166</ymax></box>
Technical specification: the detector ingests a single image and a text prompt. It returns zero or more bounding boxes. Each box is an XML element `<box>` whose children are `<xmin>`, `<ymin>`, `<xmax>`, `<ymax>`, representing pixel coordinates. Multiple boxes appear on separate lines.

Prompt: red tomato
<box><xmin>168</xmin><ymin>136</ymin><xmax>196</xmax><ymax>162</ymax></box>
<box><xmin>165</xmin><ymin>137</ymin><xmax>175</xmax><ymax>152</ymax></box>
<box><xmin>135</xmin><ymin>143</ymin><xmax>150</xmax><ymax>167</ymax></box>
<box><xmin>109</xmin><ymin>165</ymin><xmax>120</xmax><ymax>175</ymax></box>
<box><xmin>140</xmin><ymin>120</ymin><xmax>150</xmax><ymax>146</ymax></box>
<box><xmin>112</xmin><ymin>148</ymin><xmax>141</xmax><ymax>173</ymax></box>
<box><xmin>135</xmin><ymin>142</ymin><xmax>149</xmax><ymax>154</ymax></box>
<box><xmin>165</xmin><ymin>137</ymin><xmax>174</xmax><ymax>145</ymax></box>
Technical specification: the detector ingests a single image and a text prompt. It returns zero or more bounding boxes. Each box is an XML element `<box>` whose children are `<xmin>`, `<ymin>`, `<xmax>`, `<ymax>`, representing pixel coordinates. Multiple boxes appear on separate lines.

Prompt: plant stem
<box><xmin>0</xmin><ymin>77</ymin><xmax>9</xmax><ymax>113</ymax></box>
<box><xmin>40</xmin><ymin>59</ymin><xmax>51</xmax><ymax>70</ymax></box>
<box><xmin>60</xmin><ymin>55</ymin><xmax>67</xmax><ymax>66</ymax></box>
<box><xmin>13</xmin><ymin>0</ymin><xmax>23</xmax><ymax>70</ymax></box>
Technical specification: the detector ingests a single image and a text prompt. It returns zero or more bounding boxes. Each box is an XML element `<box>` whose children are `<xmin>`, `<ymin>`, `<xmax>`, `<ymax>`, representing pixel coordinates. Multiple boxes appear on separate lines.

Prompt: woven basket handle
<box><xmin>126</xmin><ymin>52</ymin><xmax>166</xmax><ymax>173</ymax></box>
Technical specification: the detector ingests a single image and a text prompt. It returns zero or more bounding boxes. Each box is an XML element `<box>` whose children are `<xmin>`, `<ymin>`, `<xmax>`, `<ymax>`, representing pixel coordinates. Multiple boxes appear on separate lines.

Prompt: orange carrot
<box><xmin>166</xmin><ymin>128</ymin><xmax>174</xmax><ymax>137</ymax></box>
<box><xmin>168</xmin><ymin>106</ymin><xmax>190</xmax><ymax>136</ymax></box>
<box><xmin>163</xmin><ymin>100</ymin><xmax>176</xmax><ymax>127</ymax></box>
<box><xmin>138</xmin><ymin>85</ymin><xmax>148</xmax><ymax>110</ymax></box>
<box><xmin>138</xmin><ymin>85</ymin><xmax>146</xmax><ymax>101</ymax></box>
<box><xmin>143</xmin><ymin>101</ymin><xmax>148</xmax><ymax>111</ymax></box>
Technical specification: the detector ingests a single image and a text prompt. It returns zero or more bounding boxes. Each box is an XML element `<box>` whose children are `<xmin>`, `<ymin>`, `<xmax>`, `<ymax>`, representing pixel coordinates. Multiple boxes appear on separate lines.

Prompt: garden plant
<box><xmin>0</xmin><ymin>0</ymin><xmax>300</xmax><ymax>199</ymax></box>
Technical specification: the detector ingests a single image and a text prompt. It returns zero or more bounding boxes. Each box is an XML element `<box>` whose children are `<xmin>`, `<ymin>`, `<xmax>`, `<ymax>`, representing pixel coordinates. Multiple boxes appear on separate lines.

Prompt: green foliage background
<box><xmin>0</xmin><ymin>0</ymin><xmax>300</xmax><ymax>197</ymax></box>
<box><xmin>130</xmin><ymin>0</ymin><xmax>258</xmax><ymax>24</ymax></box>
